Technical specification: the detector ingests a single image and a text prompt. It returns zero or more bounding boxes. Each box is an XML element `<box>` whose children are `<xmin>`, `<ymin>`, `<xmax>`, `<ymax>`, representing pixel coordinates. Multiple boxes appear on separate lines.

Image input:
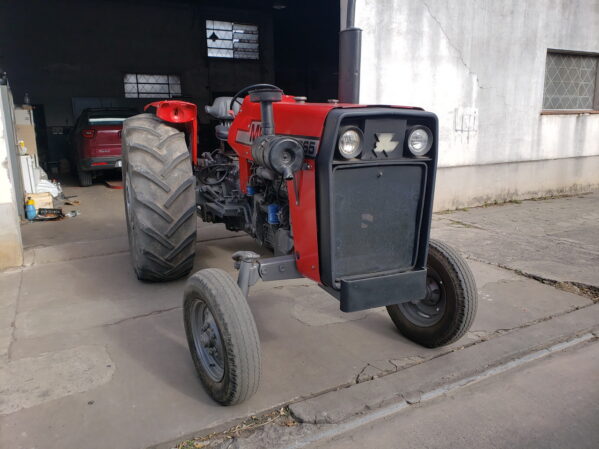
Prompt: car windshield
<box><xmin>87</xmin><ymin>111</ymin><xmax>136</xmax><ymax>126</ymax></box>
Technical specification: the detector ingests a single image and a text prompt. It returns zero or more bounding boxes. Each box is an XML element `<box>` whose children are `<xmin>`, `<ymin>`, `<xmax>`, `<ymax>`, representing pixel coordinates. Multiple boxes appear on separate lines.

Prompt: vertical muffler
<box><xmin>338</xmin><ymin>0</ymin><xmax>362</xmax><ymax>103</ymax></box>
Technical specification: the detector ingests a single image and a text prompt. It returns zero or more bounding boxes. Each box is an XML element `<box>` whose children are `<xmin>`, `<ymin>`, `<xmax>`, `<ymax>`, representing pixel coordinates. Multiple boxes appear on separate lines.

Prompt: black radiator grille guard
<box><xmin>316</xmin><ymin>107</ymin><xmax>438</xmax><ymax>292</ymax></box>
<box><xmin>332</xmin><ymin>163</ymin><xmax>426</xmax><ymax>280</ymax></box>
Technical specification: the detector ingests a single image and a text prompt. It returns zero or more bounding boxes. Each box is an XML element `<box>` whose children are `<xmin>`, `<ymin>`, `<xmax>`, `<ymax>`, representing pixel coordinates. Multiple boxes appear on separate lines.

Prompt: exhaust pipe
<box><xmin>249</xmin><ymin>87</ymin><xmax>282</xmax><ymax>136</ymax></box>
<box><xmin>338</xmin><ymin>0</ymin><xmax>362</xmax><ymax>103</ymax></box>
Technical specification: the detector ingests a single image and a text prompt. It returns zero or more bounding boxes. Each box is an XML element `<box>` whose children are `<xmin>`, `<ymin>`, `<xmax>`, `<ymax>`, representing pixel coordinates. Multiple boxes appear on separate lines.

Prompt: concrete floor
<box><xmin>308</xmin><ymin>339</ymin><xmax>599</xmax><ymax>449</ymax></box>
<box><xmin>1</xmin><ymin>182</ymin><xmax>598</xmax><ymax>449</ymax></box>
<box><xmin>432</xmin><ymin>193</ymin><xmax>599</xmax><ymax>288</ymax></box>
<box><xmin>21</xmin><ymin>173</ymin><xmax>129</xmax><ymax>248</ymax></box>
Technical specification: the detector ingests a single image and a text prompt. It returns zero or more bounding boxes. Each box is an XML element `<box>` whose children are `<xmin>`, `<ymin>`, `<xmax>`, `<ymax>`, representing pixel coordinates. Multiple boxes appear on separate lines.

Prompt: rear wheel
<box><xmin>387</xmin><ymin>239</ymin><xmax>477</xmax><ymax>348</ymax></box>
<box><xmin>183</xmin><ymin>269</ymin><xmax>261</xmax><ymax>405</ymax></box>
<box><xmin>122</xmin><ymin>113</ymin><xmax>196</xmax><ymax>281</ymax></box>
<box><xmin>77</xmin><ymin>167</ymin><xmax>93</xmax><ymax>187</ymax></box>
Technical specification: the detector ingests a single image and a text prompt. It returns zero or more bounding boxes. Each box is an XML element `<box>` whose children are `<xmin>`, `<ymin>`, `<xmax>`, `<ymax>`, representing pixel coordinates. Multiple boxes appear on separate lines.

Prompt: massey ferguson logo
<box><xmin>374</xmin><ymin>133</ymin><xmax>398</xmax><ymax>156</ymax></box>
<box><xmin>249</xmin><ymin>122</ymin><xmax>262</xmax><ymax>142</ymax></box>
<box><xmin>236</xmin><ymin>122</ymin><xmax>262</xmax><ymax>145</ymax></box>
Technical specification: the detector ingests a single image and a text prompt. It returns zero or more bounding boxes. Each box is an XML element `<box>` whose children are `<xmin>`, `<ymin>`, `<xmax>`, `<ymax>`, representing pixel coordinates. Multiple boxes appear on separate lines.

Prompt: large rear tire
<box><xmin>122</xmin><ymin>113</ymin><xmax>196</xmax><ymax>282</ymax></box>
<box><xmin>387</xmin><ymin>239</ymin><xmax>477</xmax><ymax>348</ymax></box>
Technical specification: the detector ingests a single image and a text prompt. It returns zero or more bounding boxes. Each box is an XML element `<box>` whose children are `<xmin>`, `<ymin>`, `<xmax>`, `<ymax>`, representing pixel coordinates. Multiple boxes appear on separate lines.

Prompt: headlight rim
<box><xmin>337</xmin><ymin>126</ymin><xmax>364</xmax><ymax>160</ymax></box>
<box><xmin>406</xmin><ymin>125</ymin><xmax>433</xmax><ymax>157</ymax></box>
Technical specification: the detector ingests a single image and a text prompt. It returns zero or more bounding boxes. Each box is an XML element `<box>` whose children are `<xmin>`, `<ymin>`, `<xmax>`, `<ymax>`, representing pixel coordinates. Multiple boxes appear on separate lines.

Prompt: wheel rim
<box><xmin>190</xmin><ymin>299</ymin><xmax>225</xmax><ymax>382</ymax></box>
<box><xmin>398</xmin><ymin>267</ymin><xmax>446</xmax><ymax>327</ymax></box>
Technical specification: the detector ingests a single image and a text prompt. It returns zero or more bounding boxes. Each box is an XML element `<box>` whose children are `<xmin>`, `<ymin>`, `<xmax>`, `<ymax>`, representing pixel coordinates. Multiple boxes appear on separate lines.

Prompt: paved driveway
<box><xmin>1</xmin><ymin>184</ymin><xmax>597</xmax><ymax>449</ymax></box>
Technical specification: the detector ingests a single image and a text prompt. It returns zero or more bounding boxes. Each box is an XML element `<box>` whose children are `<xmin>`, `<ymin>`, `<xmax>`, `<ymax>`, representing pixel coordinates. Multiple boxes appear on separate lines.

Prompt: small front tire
<box><xmin>387</xmin><ymin>239</ymin><xmax>477</xmax><ymax>348</ymax></box>
<box><xmin>183</xmin><ymin>268</ymin><xmax>261</xmax><ymax>405</ymax></box>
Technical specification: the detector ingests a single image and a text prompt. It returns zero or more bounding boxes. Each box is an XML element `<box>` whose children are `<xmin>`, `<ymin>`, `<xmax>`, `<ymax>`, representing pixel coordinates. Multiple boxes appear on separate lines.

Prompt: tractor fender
<box><xmin>144</xmin><ymin>100</ymin><xmax>198</xmax><ymax>165</ymax></box>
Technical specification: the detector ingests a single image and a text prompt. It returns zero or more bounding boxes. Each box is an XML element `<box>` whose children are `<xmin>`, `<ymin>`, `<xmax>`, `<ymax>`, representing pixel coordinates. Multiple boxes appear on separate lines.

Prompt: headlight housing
<box><xmin>337</xmin><ymin>127</ymin><xmax>363</xmax><ymax>159</ymax></box>
<box><xmin>406</xmin><ymin>126</ymin><xmax>433</xmax><ymax>157</ymax></box>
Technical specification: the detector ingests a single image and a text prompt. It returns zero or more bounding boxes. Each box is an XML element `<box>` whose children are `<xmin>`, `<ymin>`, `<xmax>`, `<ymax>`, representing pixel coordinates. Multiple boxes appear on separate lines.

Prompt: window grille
<box><xmin>206</xmin><ymin>20</ymin><xmax>259</xmax><ymax>60</ymax></box>
<box><xmin>543</xmin><ymin>53</ymin><xmax>598</xmax><ymax>110</ymax></box>
<box><xmin>124</xmin><ymin>74</ymin><xmax>182</xmax><ymax>99</ymax></box>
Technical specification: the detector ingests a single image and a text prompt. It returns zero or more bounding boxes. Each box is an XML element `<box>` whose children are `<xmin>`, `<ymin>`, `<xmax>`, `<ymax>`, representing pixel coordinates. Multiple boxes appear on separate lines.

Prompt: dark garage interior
<box><xmin>0</xmin><ymin>0</ymin><xmax>339</xmax><ymax>174</ymax></box>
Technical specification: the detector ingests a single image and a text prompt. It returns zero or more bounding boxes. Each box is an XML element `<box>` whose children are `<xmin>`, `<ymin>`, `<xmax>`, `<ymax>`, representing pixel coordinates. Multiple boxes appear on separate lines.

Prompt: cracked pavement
<box><xmin>1</xmin><ymin>183</ymin><xmax>598</xmax><ymax>449</ymax></box>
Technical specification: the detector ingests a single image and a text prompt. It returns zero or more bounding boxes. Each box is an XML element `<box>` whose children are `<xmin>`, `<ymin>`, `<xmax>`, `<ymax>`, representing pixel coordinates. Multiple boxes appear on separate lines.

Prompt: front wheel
<box><xmin>387</xmin><ymin>239</ymin><xmax>477</xmax><ymax>348</ymax></box>
<box><xmin>183</xmin><ymin>268</ymin><xmax>261</xmax><ymax>405</ymax></box>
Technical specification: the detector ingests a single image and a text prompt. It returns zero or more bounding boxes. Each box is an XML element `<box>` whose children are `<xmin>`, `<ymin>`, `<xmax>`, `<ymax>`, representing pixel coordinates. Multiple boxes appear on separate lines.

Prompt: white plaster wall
<box><xmin>434</xmin><ymin>155</ymin><xmax>599</xmax><ymax>211</ymax></box>
<box><xmin>355</xmin><ymin>0</ymin><xmax>599</xmax><ymax>168</ymax></box>
<box><xmin>0</xmin><ymin>91</ymin><xmax>24</xmax><ymax>269</ymax></box>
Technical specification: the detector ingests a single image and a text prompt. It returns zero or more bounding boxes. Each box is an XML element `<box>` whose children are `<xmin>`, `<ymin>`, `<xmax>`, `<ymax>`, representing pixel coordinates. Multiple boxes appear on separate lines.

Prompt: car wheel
<box><xmin>77</xmin><ymin>168</ymin><xmax>93</xmax><ymax>187</ymax></box>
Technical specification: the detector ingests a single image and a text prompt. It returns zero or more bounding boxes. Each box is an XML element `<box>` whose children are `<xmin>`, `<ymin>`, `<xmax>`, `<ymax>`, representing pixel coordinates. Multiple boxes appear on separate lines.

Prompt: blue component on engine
<box><xmin>246</xmin><ymin>185</ymin><xmax>255</xmax><ymax>196</ymax></box>
<box><xmin>267</xmin><ymin>203</ymin><xmax>280</xmax><ymax>224</ymax></box>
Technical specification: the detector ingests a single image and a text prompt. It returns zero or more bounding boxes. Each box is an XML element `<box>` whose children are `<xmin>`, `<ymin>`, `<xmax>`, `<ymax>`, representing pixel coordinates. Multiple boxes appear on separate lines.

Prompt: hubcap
<box><xmin>191</xmin><ymin>300</ymin><xmax>225</xmax><ymax>382</ymax></box>
<box><xmin>398</xmin><ymin>268</ymin><xmax>446</xmax><ymax>327</ymax></box>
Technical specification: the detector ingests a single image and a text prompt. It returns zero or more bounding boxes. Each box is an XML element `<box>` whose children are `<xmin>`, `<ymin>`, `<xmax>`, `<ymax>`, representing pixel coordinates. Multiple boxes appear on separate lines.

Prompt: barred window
<box><xmin>543</xmin><ymin>52</ymin><xmax>598</xmax><ymax>110</ymax></box>
<box><xmin>206</xmin><ymin>20</ymin><xmax>259</xmax><ymax>60</ymax></box>
<box><xmin>123</xmin><ymin>74</ymin><xmax>182</xmax><ymax>99</ymax></box>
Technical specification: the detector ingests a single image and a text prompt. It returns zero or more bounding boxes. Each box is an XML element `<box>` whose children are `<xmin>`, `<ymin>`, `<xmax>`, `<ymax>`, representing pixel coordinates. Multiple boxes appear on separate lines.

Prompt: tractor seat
<box><xmin>215</xmin><ymin>124</ymin><xmax>230</xmax><ymax>141</ymax></box>
<box><xmin>205</xmin><ymin>97</ymin><xmax>241</xmax><ymax>121</ymax></box>
<box><xmin>205</xmin><ymin>97</ymin><xmax>242</xmax><ymax>141</ymax></box>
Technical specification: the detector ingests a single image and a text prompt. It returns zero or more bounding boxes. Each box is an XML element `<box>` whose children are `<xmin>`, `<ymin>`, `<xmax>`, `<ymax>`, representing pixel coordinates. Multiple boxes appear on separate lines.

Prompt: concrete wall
<box><xmin>0</xmin><ymin>90</ymin><xmax>24</xmax><ymax>270</ymax></box>
<box><xmin>352</xmin><ymin>0</ymin><xmax>599</xmax><ymax>209</ymax></box>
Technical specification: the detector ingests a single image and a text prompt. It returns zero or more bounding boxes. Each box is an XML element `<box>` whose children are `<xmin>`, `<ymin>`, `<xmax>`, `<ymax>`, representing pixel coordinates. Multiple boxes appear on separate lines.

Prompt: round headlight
<box><xmin>338</xmin><ymin>127</ymin><xmax>363</xmax><ymax>159</ymax></box>
<box><xmin>407</xmin><ymin>126</ymin><xmax>433</xmax><ymax>156</ymax></box>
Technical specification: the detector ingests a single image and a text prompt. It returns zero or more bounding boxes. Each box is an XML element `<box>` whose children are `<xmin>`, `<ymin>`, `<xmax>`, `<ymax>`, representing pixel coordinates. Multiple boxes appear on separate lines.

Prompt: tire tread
<box><xmin>387</xmin><ymin>239</ymin><xmax>477</xmax><ymax>348</ymax></box>
<box><xmin>122</xmin><ymin>113</ymin><xmax>196</xmax><ymax>282</ymax></box>
<box><xmin>184</xmin><ymin>269</ymin><xmax>261</xmax><ymax>405</ymax></box>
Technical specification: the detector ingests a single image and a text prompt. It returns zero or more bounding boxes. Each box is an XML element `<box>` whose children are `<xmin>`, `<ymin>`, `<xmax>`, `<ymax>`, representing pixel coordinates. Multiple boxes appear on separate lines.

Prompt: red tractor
<box><xmin>121</xmin><ymin>12</ymin><xmax>477</xmax><ymax>406</ymax></box>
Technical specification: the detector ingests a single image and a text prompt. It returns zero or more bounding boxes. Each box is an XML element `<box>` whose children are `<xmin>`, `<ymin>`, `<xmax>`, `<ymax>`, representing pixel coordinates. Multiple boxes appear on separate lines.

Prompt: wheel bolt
<box><xmin>200</xmin><ymin>332</ymin><xmax>210</xmax><ymax>346</ymax></box>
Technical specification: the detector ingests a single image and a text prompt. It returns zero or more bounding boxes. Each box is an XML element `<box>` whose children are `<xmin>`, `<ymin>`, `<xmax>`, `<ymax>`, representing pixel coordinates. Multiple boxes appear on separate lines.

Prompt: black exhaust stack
<box><xmin>338</xmin><ymin>0</ymin><xmax>362</xmax><ymax>103</ymax></box>
<box><xmin>249</xmin><ymin>87</ymin><xmax>282</xmax><ymax>136</ymax></box>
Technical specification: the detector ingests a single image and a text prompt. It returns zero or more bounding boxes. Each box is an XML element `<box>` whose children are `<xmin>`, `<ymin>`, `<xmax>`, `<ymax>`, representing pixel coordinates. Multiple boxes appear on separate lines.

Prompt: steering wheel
<box><xmin>229</xmin><ymin>83</ymin><xmax>282</xmax><ymax>113</ymax></box>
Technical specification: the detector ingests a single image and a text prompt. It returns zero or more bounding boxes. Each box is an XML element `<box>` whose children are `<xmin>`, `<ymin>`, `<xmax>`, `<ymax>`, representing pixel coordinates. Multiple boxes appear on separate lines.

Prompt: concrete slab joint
<box><xmin>288</xmin><ymin>303</ymin><xmax>599</xmax><ymax>430</ymax></box>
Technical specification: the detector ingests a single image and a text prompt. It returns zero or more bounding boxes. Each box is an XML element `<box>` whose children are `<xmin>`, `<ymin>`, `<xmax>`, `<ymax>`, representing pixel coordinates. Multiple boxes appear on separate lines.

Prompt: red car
<box><xmin>71</xmin><ymin>108</ymin><xmax>137</xmax><ymax>186</ymax></box>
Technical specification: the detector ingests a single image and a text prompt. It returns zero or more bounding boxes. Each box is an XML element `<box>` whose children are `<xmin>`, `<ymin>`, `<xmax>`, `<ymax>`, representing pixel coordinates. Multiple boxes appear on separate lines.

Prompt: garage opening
<box><xmin>0</xmin><ymin>0</ymin><xmax>339</xmax><ymax>248</ymax></box>
<box><xmin>0</xmin><ymin>0</ymin><xmax>339</xmax><ymax>182</ymax></box>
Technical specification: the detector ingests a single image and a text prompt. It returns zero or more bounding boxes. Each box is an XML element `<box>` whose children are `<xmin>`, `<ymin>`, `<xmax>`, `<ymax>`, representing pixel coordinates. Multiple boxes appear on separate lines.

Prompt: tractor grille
<box><xmin>332</xmin><ymin>163</ymin><xmax>426</xmax><ymax>280</ymax></box>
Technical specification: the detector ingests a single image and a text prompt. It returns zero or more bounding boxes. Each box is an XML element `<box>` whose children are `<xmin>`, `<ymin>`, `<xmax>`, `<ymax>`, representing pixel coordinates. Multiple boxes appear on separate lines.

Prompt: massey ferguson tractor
<box><xmin>121</xmin><ymin>7</ymin><xmax>477</xmax><ymax>406</ymax></box>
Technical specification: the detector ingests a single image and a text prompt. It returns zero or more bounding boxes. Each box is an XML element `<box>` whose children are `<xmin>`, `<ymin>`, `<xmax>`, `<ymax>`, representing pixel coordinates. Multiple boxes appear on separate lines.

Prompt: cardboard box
<box><xmin>27</xmin><ymin>192</ymin><xmax>53</xmax><ymax>209</ymax></box>
<box><xmin>15</xmin><ymin>106</ymin><xmax>38</xmax><ymax>157</ymax></box>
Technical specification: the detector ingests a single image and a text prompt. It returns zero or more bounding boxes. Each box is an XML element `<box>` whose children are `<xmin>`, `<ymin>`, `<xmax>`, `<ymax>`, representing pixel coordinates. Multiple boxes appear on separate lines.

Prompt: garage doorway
<box><xmin>0</xmin><ymin>0</ymin><xmax>339</xmax><ymax>249</ymax></box>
